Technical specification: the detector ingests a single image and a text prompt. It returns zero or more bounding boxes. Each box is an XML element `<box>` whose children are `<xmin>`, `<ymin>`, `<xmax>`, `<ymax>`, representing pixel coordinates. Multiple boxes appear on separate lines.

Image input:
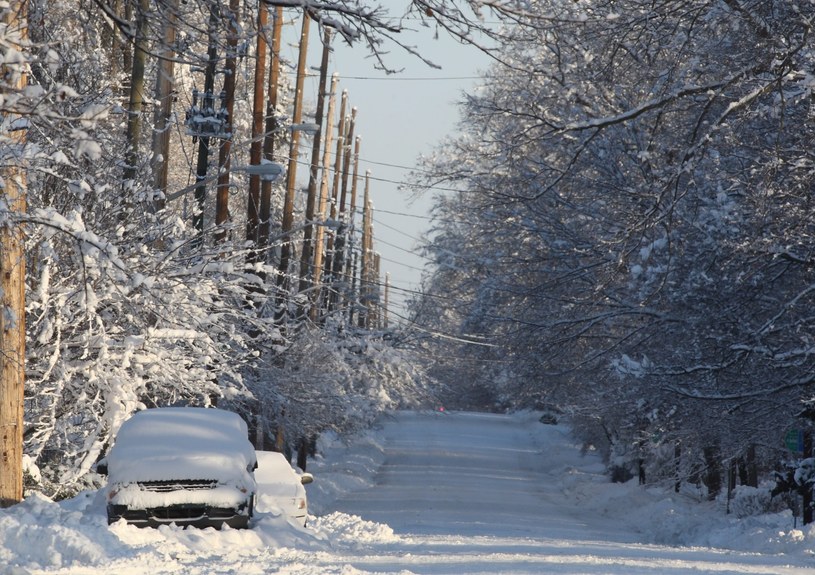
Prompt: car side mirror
<box><xmin>300</xmin><ymin>473</ymin><xmax>314</xmax><ymax>485</ymax></box>
<box><xmin>96</xmin><ymin>459</ymin><xmax>108</xmax><ymax>476</ymax></box>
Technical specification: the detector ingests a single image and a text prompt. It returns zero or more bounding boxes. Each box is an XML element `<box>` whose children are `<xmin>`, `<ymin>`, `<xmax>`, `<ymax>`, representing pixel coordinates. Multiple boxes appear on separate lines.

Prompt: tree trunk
<box><xmin>703</xmin><ymin>445</ymin><xmax>722</xmax><ymax>501</ymax></box>
<box><xmin>0</xmin><ymin>0</ymin><xmax>27</xmax><ymax>508</ymax></box>
<box><xmin>674</xmin><ymin>441</ymin><xmax>681</xmax><ymax>493</ymax></box>
<box><xmin>804</xmin><ymin>431</ymin><xmax>813</xmax><ymax>525</ymax></box>
<box><xmin>122</xmin><ymin>0</ymin><xmax>133</xmax><ymax>76</ymax></box>
<box><xmin>737</xmin><ymin>445</ymin><xmax>758</xmax><ymax>489</ymax></box>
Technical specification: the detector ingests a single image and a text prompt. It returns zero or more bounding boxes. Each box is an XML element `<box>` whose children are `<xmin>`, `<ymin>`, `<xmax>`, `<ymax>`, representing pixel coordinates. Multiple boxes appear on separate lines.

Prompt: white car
<box><xmin>99</xmin><ymin>407</ymin><xmax>258</xmax><ymax>529</ymax></box>
<box><xmin>255</xmin><ymin>450</ymin><xmax>313</xmax><ymax>526</ymax></box>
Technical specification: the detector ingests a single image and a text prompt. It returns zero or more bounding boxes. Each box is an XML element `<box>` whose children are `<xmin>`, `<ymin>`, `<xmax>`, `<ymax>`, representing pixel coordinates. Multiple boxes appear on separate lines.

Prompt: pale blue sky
<box><xmin>328</xmin><ymin>19</ymin><xmax>489</xmax><ymax>319</ymax></box>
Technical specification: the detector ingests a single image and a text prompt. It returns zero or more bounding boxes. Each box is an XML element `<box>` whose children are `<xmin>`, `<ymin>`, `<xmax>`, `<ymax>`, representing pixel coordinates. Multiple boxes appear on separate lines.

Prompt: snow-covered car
<box><xmin>255</xmin><ymin>450</ymin><xmax>313</xmax><ymax>526</ymax></box>
<box><xmin>98</xmin><ymin>407</ymin><xmax>257</xmax><ymax>529</ymax></box>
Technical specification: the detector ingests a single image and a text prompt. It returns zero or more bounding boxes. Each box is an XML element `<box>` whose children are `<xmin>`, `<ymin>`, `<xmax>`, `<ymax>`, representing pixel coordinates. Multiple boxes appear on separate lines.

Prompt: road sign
<box><xmin>785</xmin><ymin>429</ymin><xmax>805</xmax><ymax>454</ymax></box>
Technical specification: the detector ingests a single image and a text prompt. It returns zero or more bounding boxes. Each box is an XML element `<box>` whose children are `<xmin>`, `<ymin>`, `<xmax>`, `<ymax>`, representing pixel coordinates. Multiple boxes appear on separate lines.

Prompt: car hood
<box><xmin>108</xmin><ymin>450</ymin><xmax>256</xmax><ymax>486</ymax></box>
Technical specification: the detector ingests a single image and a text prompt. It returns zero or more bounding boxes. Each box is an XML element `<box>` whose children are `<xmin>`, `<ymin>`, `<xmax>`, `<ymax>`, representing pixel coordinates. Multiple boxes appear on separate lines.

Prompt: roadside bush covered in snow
<box><xmin>727</xmin><ymin>486</ymin><xmax>788</xmax><ymax>519</ymax></box>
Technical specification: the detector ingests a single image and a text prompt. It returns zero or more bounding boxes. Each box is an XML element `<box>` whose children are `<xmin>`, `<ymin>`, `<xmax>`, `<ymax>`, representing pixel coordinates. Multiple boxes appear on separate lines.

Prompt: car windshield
<box><xmin>255</xmin><ymin>451</ymin><xmax>300</xmax><ymax>496</ymax></box>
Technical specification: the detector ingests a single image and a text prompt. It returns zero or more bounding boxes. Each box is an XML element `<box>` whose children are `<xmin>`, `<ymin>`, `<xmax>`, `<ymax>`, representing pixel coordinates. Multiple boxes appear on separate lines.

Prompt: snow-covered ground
<box><xmin>1</xmin><ymin>410</ymin><xmax>814</xmax><ymax>574</ymax></box>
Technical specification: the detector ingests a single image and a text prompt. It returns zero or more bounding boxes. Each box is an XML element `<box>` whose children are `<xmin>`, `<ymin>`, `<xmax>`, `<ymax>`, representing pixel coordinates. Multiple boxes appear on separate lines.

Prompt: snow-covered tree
<box><xmin>412</xmin><ymin>0</ymin><xmax>815</xmax><ymax>493</ymax></box>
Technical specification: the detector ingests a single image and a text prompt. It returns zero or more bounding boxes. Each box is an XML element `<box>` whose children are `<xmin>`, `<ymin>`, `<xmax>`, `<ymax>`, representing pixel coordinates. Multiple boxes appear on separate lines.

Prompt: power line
<box><xmin>288</xmin><ymin>131</ymin><xmax>441</xmax><ymax>176</ymax></box>
<box><xmin>368</xmin><ymin>206</ymin><xmax>480</xmax><ymax>229</ymax></box>
<box><xmin>373</xmin><ymin>215</ymin><xmax>425</xmax><ymax>242</ymax></box>
<box><xmin>370</xmin><ymin>207</ymin><xmax>433</xmax><ymax>220</ymax></box>
<box><xmin>356</xmin><ymin>157</ymin><xmax>438</xmax><ymax>175</ymax></box>
<box><xmin>373</xmin><ymin>234</ymin><xmax>431</xmax><ymax>261</ymax></box>
<box><xmin>378</xmin><ymin>253</ymin><xmax>426</xmax><ymax>273</ymax></box>
<box><xmin>378</xmin><ymin>303</ymin><xmax>497</xmax><ymax>347</ymax></box>
<box><xmin>282</xmin><ymin>155</ymin><xmax>466</xmax><ymax>194</ymax></box>
<box><xmin>364</xmin><ymin>275</ymin><xmax>463</xmax><ymax>304</ymax></box>
<box><xmin>339</xmin><ymin>75</ymin><xmax>483</xmax><ymax>82</ymax></box>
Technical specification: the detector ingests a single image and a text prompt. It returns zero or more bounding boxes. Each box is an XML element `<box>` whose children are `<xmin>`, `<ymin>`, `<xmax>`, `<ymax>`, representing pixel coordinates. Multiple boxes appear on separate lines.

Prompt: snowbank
<box><xmin>590</xmin><ymin>477</ymin><xmax>815</xmax><ymax>554</ymax></box>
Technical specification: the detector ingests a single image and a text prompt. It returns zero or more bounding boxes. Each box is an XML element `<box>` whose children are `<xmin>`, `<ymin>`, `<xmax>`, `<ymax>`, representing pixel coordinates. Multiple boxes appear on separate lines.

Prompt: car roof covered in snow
<box><xmin>106</xmin><ymin>407</ymin><xmax>257</xmax><ymax>484</ymax></box>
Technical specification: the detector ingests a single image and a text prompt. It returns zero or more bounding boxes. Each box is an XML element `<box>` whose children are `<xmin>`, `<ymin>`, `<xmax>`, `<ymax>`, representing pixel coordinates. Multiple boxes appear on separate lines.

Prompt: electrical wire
<box><xmin>376</xmin><ymin>303</ymin><xmax>497</xmax><ymax>347</ymax></box>
<box><xmin>378</xmin><ymin>255</ymin><xmax>426</xmax><ymax>273</ymax></box>
<box><xmin>286</xmin><ymin>155</ymin><xmax>468</xmax><ymax>193</ymax></box>
<box><xmin>371</xmin><ymin>207</ymin><xmax>433</xmax><ymax>220</ymax></box>
<box><xmin>354</xmin><ymin>157</ymin><xmax>439</xmax><ymax>176</ymax></box>
<box><xmin>339</xmin><ymin>75</ymin><xmax>483</xmax><ymax>81</ymax></box>
<box><xmin>372</xmin><ymin>215</ymin><xmax>425</xmax><ymax>242</ymax></box>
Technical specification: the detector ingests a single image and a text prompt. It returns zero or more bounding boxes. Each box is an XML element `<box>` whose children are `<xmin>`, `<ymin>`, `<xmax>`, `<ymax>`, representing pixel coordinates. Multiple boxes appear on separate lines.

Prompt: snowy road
<box><xmin>332</xmin><ymin>411</ymin><xmax>634</xmax><ymax>541</ymax></box>
<box><xmin>3</xmin><ymin>410</ymin><xmax>814</xmax><ymax>574</ymax></box>
<box><xmin>322</xmin><ymin>411</ymin><xmax>811</xmax><ymax>574</ymax></box>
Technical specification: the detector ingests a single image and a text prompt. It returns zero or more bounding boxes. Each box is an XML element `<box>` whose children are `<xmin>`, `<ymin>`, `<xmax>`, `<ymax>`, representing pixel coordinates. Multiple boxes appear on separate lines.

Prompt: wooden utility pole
<box><xmin>328</xmin><ymin>107</ymin><xmax>356</xmax><ymax>311</ymax></box>
<box><xmin>298</xmin><ymin>29</ymin><xmax>332</xmax><ymax>296</ymax></box>
<box><xmin>150</xmin><ymin>0</ymin><xmax>179</xmax><ymax>211</ymax></box>
<box><xmin>192</xmin><ymin>2</ymin><xmax>220</xmax><ymax>242</ymax></box>
<box><xmin>348</xmin><ymin>249</ymin><xmax>359</xmax><ymax>325</ymax></box>
<box><xmin>214</xmin><ymin>0</ymin><xmax>240</xmax><ymax>243</ymax></box>
<box><xmin>258</xmin><ymin>7</ymin><xmax>283</xmax><ymax>258</ymax></box>
<box><xmin>383</xmin><ymin>272</ymin><xmax>390</xmax><ymax>329</ymax></box>
<box><xmin>347</xmin><ymin>136</ymin><xmax>361</xmax><ymax>234</ymax></box>
<box><xmin>246</xmin><ymin>2</ymin><xmax>269</xmax><ymax>256</ymax></box>
<box><xmin>276</xmin><ymin>12</ymin><xmax>310</xmax><ymax>302</ymax></box>
<box><xmin>122</xmin><ymin>0</ymin><xmax>150</xmax><ymax>185</ymax></box>
<box><xmin>323</xmin><ymin>91</ymin><xmax>347</xmax><ymax>289</ymax></box>
<box><xmin>373</xmin><ymin>253</ymin><xmax>382</xmax><ymax>328</ymax></box>
<box><xmin>338</xmin><ymin>109</ymin><xmax>356</xmax><ymax>217</ymax></box>
<box><xmin>358</xmin><ymin>172</ymin><xmax>373</xmax><ymax>328</ymax></box>
<box><xmin>0</xmin><ymin>0</ymin><xmax>27</xmax><ymax>508</ymax></box>
<box><xmin>344</xmin><ymin>134</ymin><xmax>361</xmax><ymax>323</ymax></box>
<box><xmin>310</xmin><ymin>74</ymin><xmax>339</xmax><ymax>321</ymax></box>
